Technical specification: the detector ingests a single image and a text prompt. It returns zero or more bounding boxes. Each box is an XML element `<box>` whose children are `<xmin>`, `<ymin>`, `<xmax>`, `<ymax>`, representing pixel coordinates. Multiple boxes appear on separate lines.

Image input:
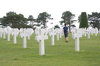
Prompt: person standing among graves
<box><xmin>63</xmin><ymin>23</ymin><xmax>68</xmax><ymax>42</ymax></box>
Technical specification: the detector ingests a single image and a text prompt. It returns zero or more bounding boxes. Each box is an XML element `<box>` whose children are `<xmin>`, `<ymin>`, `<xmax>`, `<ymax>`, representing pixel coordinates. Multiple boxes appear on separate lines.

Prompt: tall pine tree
<box><xmin>79</xmin><ymin>12</ymin><xmax>88</xmax><ymax>28</ymax></box>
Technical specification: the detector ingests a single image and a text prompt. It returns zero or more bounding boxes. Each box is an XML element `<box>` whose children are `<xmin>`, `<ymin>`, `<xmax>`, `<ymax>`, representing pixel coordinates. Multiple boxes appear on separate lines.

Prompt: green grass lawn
<box><xmin>0</xmin><ymin>33</ymin><xmax>100</xmax><ymax>66</ymax></box>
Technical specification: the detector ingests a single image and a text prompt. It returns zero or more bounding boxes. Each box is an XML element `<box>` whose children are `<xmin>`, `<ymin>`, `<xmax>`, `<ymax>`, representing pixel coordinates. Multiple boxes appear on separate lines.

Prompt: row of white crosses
<box><xmin>0</xmin><ymin>27</ymin><xmax>64</xmax><ymax>56</ymax></box>
<box><xmin>86</xmin><ymin>28</ymin><xmax>98</xmax><ymax>39</ymax></box>
<box><xmin>0</xmin><ymin>27</ymin><xmax>99</xmax><ymax>54</ymax></box>
<box><xmin>2</xmin><ymin>27</ymin><xmax>12</xmax><ymax>41</ymax></box>
<box><xmin>0</xmin><ymin>28</ymin><xmax>7</xmax><ymax>39</ymax></box>
<box><xmin>20</xmin><ymin>28</ymin><xmax>34</xmax><ymax>48</ymax></box>
<box><xmin>0</xmin><ymin>27</ymin><xmax>19</xmax><ymax>43</ymax></box>
<box><xmin>1</xmin><ymin>27</ymin><xmax>57</xmax><ymax>55</ymax></box>
<box><xmin>54</xmin><ymin>28</ymin><xmax>63</xmax><ymax>41</ymax></box>
<box><xmin>0</xmin><ymin>27</ymin><xmax>19</xmax><ymax>42</ymax></box>
<box><xmin>1</xmin><ymin>27</ymin><xmax>99</xmax><ymax>55</ymax></box>
<box><xmin>0</xmin><ymin>27</ymin><xmax>34</xmax><ymax>48</ymax></box>
<box><xmin>72</xmin><ymin>27</ymin><xmax>99</xmax><ymax>51</ymax></box>
<box><xmin>35</xmin><ymin>28</ymin><xmax>64</xmax><ymax>55</ymax></box>
<box><xmin>72</xmin><ymin>27</ymin><xmax>99</xmax><ymax>39</ymax></box>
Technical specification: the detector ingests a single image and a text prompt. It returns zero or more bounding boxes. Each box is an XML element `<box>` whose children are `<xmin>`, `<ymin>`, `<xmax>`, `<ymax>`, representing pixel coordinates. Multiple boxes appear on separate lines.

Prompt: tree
<box><xmin>0</xmin><ymin>18</ymin><xmax>2</xmax><ymax>25</ymax></box>
<box><xmin>37</xmin><ymin>12</ymin><xmax>53</xmax><ymax>28</ymax></box>
<box><xmin>79</xmin><ymin>12</ymin><xmax>88</xmax><ymax>28</ymax></box>
<box><xmin>88</xmin><ymin>12</ymin><xmax>100</xmax><ymax>29</ymax></box>
<box><xmin>1</xmin><ymin>11</ymin><xmax>28</xmax><ymax>29</ymax></box>
<box><xmin>54</xmin><ymin>25</ymin><xmax>60</xmax><ymax>29</ymax></box>
<box><xmin>60</xmin><ymin>11</ymin><xmax>75</xmax><ymax>32</ymax></box>
<box><xmin>27</xmin><ymin>15</ymin><xmax>34</xmax><ymax>26</ymax></box>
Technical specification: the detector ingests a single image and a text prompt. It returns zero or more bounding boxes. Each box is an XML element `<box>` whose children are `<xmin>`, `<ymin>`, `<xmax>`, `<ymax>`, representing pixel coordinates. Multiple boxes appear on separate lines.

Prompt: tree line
<box><xmin>0</xmin><ymin>11</ymin><xmax>100</xmax><ymax>30</ymax></box>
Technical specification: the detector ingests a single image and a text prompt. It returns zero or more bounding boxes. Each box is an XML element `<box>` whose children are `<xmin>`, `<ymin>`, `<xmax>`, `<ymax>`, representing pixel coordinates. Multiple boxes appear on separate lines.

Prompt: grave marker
<box><xmin>73</xmin><ymin>28</ymin><xmax>82</xmax><ymax>51</ymax></box>
<box><xmin>35</xmin><ymin>29</ymin><xmax>48</xmax><ymax>55</ymax></box>
<box><xmin>3</xmin><ymin>28</ymin><xmax>7</xmax><ymax>39</ymax></box>
<box><xmin>12</xmin><ymin>28</ymin><xmax>19</xmax><ymax>44</ymax></box>
<box><xmin>0</xmin><ymin>28</ymin><xmax>3</xmax><ymax>37</ymax></box>
<box><xmin>87</xmin><ymin>28</ymin><xmax>91</xmax><ymax>39</ymax></box>
<box><xmin>6</xmin><ymin>28</ymin><xmax>12</xmax><ymax>41</ymax></box>
<box><xmin>20</xmin><ymin>28</ymin><xmax>29</xmax><ymax>48</ymax></box>
<box><xmin>55</xmin><ymin>28</ymin><xmax>60</xmax><ymax>41</ymax></box>
<box><xmin>94</xmin><ymin>28</ymin><xmax>98</xmax><ymax>36</ymax></box>
<box><xmin>49</xmin><ymin>28</ymin><xmax>56</xmax><ymax>46</ymax></box>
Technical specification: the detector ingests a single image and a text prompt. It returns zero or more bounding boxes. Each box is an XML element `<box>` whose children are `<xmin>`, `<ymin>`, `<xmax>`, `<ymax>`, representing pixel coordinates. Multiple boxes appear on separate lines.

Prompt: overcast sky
<box><xmin>0</xmin><ymin>0</ymin><xmax>100</xmax><ymax>28</ymax></box>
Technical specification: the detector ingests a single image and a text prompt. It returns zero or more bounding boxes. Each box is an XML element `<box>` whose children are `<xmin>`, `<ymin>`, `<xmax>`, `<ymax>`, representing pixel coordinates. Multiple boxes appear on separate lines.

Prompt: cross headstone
<box><xmin>3</xmin><ymin>28</ymin><xmax>7</xmax><ymax>39</ymax></box>
<box><xmin>35</xmin><ymin>29</ymin><xmax>48</xmax><ymax>55</ymax></box>
<box><xmin>87</xmin><ymin>28</ymin><xmax>91</xmax><ymax>39</ymax></box>
<box><xmin>73</xmin><ymin>28</ymin><xmax>82</xmax><ymax>51</ymax></box>
<box><xmin>82</xmin><ymin>28</ymin><xmax>87</xmax><ymax>36</ymax></box>
<box><xmin>12</xmin><ymin>28</ymin><xmax>19</xmax><ymax>44</ymax></box>
<box><xmin>55</xmin><ymin>28</ymin><xmax>60</xmax><ymax>41</ymax></box>
<box><xmin>6</xmin><ymin>27</ymin><xmax>12</xmax><ymax>41</ymax></box>
<box><xmin>59</xmin><ymin>28</ymin><xmax>63</xmax><ymax>38</ymax></box>
<box><xmin>35</xmin><ymin>28</ymin><xmax>41</xmax><ymax>40</ymax></box>
<box><xmin>72</xmin><ymin>27</ymin><xmax>76</xmax><ymax>39</ymax></box>
<box><xmin>0</xmin><ymin>28</ymin><xmax>3</xmax><ymax>37</ymax></box>
<box><xmin>49</xmin><ymin>28</ymin><xmax>56</xmax><ymax>46</ymax></box>
<box><xmin>94</xmin><ymin>28</ymin><xmax>98</xmax><ymax>36</ymax></box>
<box><xmin>26</xmin><ymin>28</ymin><xmax>34</xmax><ymax>40</ymax></box>
<box><xmin>20</xmin><ymin>28</ymin><xmax>29</xmax><ymax>48</ymax></box>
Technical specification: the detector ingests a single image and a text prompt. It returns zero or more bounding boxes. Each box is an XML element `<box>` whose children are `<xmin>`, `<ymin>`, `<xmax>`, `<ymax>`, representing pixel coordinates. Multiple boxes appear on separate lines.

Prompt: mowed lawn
<box><xmin>0</xmin><ymin>33</ymin><xmax>100</xmax><ymax>66</ymax></box>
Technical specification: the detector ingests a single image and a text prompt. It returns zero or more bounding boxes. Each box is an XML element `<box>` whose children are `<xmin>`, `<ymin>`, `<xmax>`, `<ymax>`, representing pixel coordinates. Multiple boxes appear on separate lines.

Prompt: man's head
<box><xmin>64</xmin><ymin>23</ymin><xmax>66</xmax><ymax>26</ymax></box>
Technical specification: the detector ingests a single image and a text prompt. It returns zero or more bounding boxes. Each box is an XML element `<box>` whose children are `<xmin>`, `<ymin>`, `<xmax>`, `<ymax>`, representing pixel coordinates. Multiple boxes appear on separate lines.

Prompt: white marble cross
<box><xmin>20</xmin><ymin>28</ymin><xmax>29</xmax><ymax>48</ymax></box>
<box><xmin>6</xmin><ymin>28</ymin><xmax>12</xmax><ymax>41</ymax></box>
<box><xmin>73</xmin><ymin>28</ymin><xmax>82</xmax><ymax>51</ymax></box>
<box><xmin>55</xmin><ymin>28</ymin><xmax>60</xmax><ymax>41</ymax></box>
<box><xmin>59</xmin><ymin>28</ymin><xmax>63</xmax><ymax>38</ymax></box>
<box><xmin>0</xmin><ymin>28</ymin><xmax>3</xmax><ymax>37</ymax></box>
<box><xmin>12</xmin><ymin>28</ymin><xmax>19</xmax><ymax>44</ymax></box>
<box><xmin>26</xmin><ymin>28</ymin><xmax>34</xmax><ymax>40</ymax></box>
<box><xmin>81</xmin><ymin>28</ymin><xmax>87</xmax><ymax>36</ymax></box>
<box><xmin>87</xmin><ymin>28</ymin><xmax>91</xmax><ymax>39</ymax></box>
<box><xmin>35</xmin><ymin>29</ymin><xmax>48</xmax><ymax>55</ymax></box>
<box><xmin>35</xmin><ymin>28</ymin><xmax>41</xmax><ymax>40</ymax></box>
<box><xmin>49</xmin><ymin>28</ymin><xmax>56</xmax><ymax>46</ymax></box>
<box><xmin>94</xmin><ymin>28</ymin><xmax>98</xmax><ymax>36</ymax></box>
<box><xmin>3</xmin><ymin>28</ymin><xmax>7</xmax><ymax>39</ymax></box>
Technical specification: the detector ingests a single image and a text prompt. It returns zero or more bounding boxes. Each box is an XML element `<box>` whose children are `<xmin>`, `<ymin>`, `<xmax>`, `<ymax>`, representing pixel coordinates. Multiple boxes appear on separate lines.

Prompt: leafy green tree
<box><xmin>88</xmin><ymin>12</ymin><xmax>100</xmax><ymax>29</ymax></box>
<box><xmin>1</xmin><ymin>11</ymin><xmax>28</xmax><ymax>29</ymax></box>
<box><xmin>79</xmin><ymin>12</ymin><xmax>88</xmax><ymax>28</ymax></box>
<box><xmin>37</xmin><ymin>12</ymin><xmax>53</xmax><ymax>28</ymax></box>
<box><xmin>60</xmin><ymin>11</ymin><xmax>75</xmax><ymax>32</ymax></box>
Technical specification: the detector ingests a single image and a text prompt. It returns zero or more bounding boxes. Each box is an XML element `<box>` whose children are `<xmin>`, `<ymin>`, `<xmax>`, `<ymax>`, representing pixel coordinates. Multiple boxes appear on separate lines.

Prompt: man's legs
<box><xmin>65</xmin><ymin>37</ymin><xmax>68</xmax><ymax>42</ymax></box>
<box><xmin>64</xmin><ymin>33</ymin><xmax>68</xmax><ymax>42</ymax></box>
